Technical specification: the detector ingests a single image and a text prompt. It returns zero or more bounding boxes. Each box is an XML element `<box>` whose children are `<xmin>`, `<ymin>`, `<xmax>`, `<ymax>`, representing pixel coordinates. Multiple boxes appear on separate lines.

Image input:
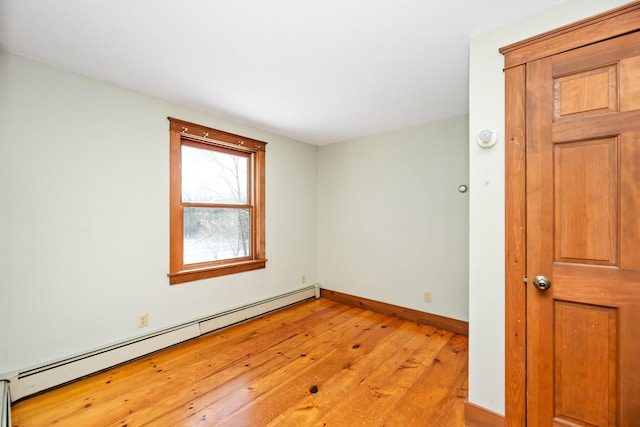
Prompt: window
<box><xmin>168</xmin><ymin>117</ymin><xmax>266</xmax><ymax>284</ymax></box>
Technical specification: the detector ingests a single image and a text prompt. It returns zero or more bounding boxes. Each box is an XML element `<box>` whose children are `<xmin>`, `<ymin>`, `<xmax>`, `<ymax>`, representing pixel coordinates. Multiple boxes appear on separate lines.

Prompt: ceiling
<box><xmin>0</xmin><ymin>0</ymin><xmax>561</xmax><ymax>145</ymax></box>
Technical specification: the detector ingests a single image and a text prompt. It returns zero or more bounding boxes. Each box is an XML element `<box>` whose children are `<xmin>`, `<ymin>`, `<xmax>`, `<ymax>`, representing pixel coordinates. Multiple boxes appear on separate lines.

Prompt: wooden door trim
<box><xmin>500</xmin><ymin>1</ymin><xmax>640</xmax><ymax>69</ymax></box>
<box><xmin>504</xmin><ymin>64</ymin><xmax>527</xmax><ymax>427</ymax></box>
<box><xmin>502</xmin><ymin>3</ymin><xmax>640</xmax><ymax>425</ymax></box>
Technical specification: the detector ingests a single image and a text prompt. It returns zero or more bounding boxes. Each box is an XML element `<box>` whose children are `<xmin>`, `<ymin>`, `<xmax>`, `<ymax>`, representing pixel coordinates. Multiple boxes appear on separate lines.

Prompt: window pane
<box><xmin>183</xmin><ymin>207</ymin><xmax>250</xmax><ymax>264</ymax></box>
<box><xmin>181</xmin><ymin>145</ymin><xmax>248</xmax><ymax>204</ymax></box>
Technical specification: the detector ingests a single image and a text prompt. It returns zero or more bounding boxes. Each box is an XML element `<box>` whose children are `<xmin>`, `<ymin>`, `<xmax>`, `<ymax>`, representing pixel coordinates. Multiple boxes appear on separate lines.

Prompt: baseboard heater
<box><xmin>7</xmin><ymin>284</ymin><xmax>318</xmax><ymax>402</ymax></box>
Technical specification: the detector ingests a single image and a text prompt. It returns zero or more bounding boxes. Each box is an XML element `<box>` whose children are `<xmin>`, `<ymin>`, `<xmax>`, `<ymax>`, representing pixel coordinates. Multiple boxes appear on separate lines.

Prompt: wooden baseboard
<box><xmin>320</xmin><ymin>289</ymin><xmax>468</xmax><ymax>336</ymax></box>
<box><xmin>464</xmin><ymin>401</ymin><xmax>505</xmax><ymax>427</ymax></box>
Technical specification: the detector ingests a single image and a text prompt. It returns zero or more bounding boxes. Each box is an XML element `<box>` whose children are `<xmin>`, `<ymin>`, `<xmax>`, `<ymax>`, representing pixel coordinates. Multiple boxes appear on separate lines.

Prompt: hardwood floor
<box><xmin>11</xmin><ymin>298</ymin><xmax>468</xmax><ymax>426</ymax></box>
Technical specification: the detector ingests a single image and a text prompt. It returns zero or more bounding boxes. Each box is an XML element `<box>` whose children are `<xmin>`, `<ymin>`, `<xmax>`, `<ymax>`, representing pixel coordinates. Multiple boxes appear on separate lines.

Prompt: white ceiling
<box><xmin>0</xmin><ymin>0</ymin><xmax>562</xmax><ymax>145</ymax></box>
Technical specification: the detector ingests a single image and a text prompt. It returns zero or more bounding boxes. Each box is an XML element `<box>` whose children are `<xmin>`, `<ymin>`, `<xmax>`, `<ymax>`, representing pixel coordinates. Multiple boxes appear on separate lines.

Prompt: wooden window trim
<box><xmin>168</xmin><ymin>117</ymin><xmax>266</xmax><ymax>285</ymax></box>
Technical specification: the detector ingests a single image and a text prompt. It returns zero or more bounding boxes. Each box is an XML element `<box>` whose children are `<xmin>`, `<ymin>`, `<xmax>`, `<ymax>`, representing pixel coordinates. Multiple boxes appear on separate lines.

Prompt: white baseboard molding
<box><xmin>7</xmin><ymin>284</ymin><xmax>318</xmax><ymax>402</ymax></box>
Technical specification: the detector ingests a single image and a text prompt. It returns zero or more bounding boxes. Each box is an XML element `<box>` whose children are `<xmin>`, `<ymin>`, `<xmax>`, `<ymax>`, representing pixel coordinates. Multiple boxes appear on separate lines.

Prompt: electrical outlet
<box><xmin>137</xmin><ymin>313</ymin><xmax>149</xmax><ymax>328</ymax></box>
<box><xmin>301</xmin><ymin>274</ymin><xmax>306</xmax><ymax>284</ymax></box>
<box><xmin>423</xmin><ymin>292</ymin><xmax>432</xmax><ymax>303</ymax></box>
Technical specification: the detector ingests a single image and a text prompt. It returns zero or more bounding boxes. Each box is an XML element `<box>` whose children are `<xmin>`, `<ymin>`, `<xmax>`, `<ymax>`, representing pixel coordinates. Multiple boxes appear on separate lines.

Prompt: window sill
<box><xmin>168</xmin><ymin>259</ymin><xmax>267</xmax><ymax>285</ymax></box>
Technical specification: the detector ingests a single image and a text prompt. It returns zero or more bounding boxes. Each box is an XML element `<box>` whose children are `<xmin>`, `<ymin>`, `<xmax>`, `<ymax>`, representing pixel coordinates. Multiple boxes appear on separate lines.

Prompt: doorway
<box><xmin>502</xmin><ymin>3</ymin><xmax>640</xmax><ymax>425</ymax></box>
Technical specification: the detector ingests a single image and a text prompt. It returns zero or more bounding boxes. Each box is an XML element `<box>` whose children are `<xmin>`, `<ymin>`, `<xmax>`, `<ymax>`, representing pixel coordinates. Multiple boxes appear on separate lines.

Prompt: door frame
<box><xmin>500</xmin><ymin>2</ymin><xmax>640</xmax><ymax>425</ymax></box>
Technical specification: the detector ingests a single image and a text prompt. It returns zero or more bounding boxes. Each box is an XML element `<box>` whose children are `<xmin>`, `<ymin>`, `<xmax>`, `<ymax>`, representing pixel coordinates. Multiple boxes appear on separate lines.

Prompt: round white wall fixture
<box><xmin>477</xmin><ymin>129</ymin><xmax>498</xmax><ymax>149</ymax></box>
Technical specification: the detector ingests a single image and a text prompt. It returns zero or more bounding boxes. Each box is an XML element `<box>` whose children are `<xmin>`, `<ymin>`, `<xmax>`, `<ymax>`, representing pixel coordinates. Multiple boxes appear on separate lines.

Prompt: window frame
<box><xmin>168</xmin><ymin>117</ymin><xmax>266</xmax><ymax>284</ymax></box>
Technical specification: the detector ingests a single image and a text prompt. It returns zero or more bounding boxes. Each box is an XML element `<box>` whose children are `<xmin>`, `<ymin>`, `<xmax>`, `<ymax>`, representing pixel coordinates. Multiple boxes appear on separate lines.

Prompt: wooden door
<box><xmin>526</xmin><ymin>30</ymin><xmax>640</xmax><ymax>426</ymax></box>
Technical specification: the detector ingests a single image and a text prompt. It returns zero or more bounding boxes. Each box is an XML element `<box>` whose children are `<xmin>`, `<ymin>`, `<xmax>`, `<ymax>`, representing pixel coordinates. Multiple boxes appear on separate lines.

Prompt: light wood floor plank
<box><xmin>15</xmin><ymin>299</ymin><xmax>346</xmax><ymax>426</ymax></box>
<box><xmin>312</xmin><ymin>327</ymin><xmax>455</xmax><ymax>427</ymax></box>
<box><xmin>15</xmin><ymin>298</ymin><xmax>344</xmax><ymax>425</ymax></box>
<box><xmin>380</xmin><ymin>333</ymin><xmax>468</xmax><ymax>427</ymax></box>
<box><xmin>265</xmin><ymin>322</ymin><xmax>442</xmax><ymax>427</ymax></box>
<box><xmin>120</xmin><ymin>301</ymin><xmax>355</xmax><ymax>426</ymax></box>
<box><xmin>162</xmin><ymin>309</ymin><xmax>391</xmax><ymax>426</ymax></box>
<box><xmin>11</xmin><ymin>298</ymin><xmax>467</xmax><ymax>426</ymax></box>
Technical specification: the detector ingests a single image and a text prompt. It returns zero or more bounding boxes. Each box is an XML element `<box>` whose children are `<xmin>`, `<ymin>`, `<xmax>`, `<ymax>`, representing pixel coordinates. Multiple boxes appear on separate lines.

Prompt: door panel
<box><xmin>527</xmin><ymin>31</ymin><xmax>640</xmax><ymax>426</ymax></box>
<box><xmin>553</xmin><ymin>65</ymin><xmax>617</xmax><ymax>119</ymax></box>
<box><xmin>554</xmin><ymin>301</ymin><xmax>617</xmax><ymax>427</ymax></box>
<box><xmin>553</xmin><ymin>138</ymin><xmax>618</xmax><ymax>265</ymax></box>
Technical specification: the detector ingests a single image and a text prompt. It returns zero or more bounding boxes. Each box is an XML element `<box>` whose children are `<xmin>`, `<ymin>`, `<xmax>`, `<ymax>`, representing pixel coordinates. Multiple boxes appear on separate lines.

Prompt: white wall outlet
<box><xmin>301</xmin><ymin>274</ymin><xmax>306</xmax><ymax>284</ymax></box>
<box><xmin>137</xmin><ymin>313</ymin><xmax>149</xmax><ymax>328</ymax></box>
<box><xmin>423</xmin><ymin>292</ymin><xmax>432</xmax><ymax>303</ymax></box>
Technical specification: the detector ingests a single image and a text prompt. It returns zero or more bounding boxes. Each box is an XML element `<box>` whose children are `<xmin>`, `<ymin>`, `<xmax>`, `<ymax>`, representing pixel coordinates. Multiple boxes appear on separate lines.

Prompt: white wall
<box><xmin>467</xmin><ymin>0</ymin><xmax>632</xmax><ymax>414</ymax></box>
<box><xmin>318</xmin><ymin>115</ymin><xmax>469</xmax><ymax>321</ymax></box>
<box><xmin>0</xmin><ymin>50</ymin><xmax>318</xmax><ymax>375</ymax></box>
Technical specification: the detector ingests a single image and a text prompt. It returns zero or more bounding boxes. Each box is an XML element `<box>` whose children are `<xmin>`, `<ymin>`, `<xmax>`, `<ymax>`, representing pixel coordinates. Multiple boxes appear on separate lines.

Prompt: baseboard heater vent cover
<box><xmin>8</xmin><ymin>284</ymin><xmax>317</xmax><ymax>402</ymax></box>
